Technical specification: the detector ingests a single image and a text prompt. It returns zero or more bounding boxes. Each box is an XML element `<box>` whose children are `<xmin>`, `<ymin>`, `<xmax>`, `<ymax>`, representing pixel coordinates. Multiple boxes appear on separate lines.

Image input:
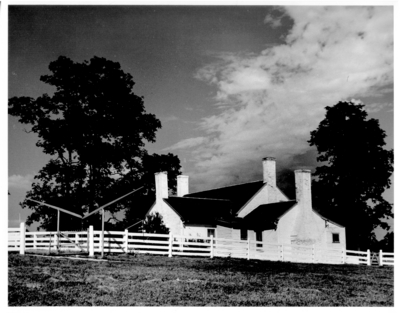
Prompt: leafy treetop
<box><xmin>308</xmin><ymin>101</ymin><xmax>393</xmax><ymax>250</ymax></box>
<box><xmin>9</xmin><ymin>56</ymin><xmax>181</xmax><ymax>230</ymax></box>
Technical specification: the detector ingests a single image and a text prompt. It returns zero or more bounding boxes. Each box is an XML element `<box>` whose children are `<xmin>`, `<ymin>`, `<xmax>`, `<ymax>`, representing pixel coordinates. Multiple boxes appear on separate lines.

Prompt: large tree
<box><xmin>9</xmin><ymin>56</ymin><xmax>181</xmax><ymax>231</ymax></box>
<box><xmin>308</xmin><ymin>101</ymin><xmax>393</xmax><ymax>250</ymax></box>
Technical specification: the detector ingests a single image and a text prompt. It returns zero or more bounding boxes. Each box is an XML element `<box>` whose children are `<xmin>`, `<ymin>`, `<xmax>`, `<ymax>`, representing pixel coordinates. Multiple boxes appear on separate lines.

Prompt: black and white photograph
<box><xmin>4</xmin><ymin>1</ymin><xmax>395</xmax><ymax>307</ymax></box>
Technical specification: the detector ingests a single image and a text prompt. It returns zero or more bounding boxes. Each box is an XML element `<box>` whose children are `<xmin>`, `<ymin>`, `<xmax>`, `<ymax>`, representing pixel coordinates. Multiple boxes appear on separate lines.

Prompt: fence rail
<box><xmin>379</xmin><ymin>250</ymin><xmax>394</xmax><ymax>266</ymax></box>
<box><xmin>8</xmin><ymin>223</ymin><xmax>394</xmax><ymax>266</ymax></box>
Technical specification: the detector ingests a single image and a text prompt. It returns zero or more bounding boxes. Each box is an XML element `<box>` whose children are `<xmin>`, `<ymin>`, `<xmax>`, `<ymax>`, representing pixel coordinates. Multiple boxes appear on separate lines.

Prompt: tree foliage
<box><xmin>308</xmin><ymin>101</ymin><xmax>393</xmax><ymax>250</ymax></box>
<box><xmin>369</xmin><ymin>231</ymin><xmax>394</xmax><ymax>252</ymax></box>
<box><xmin>379</xmin><ymin>231</ymin><xmax>394</xmax><ymax>252</ymax></box>
<box><xmin>141</xmin><ymin>212</ymin><xmax>169</xmax><ymax>234</ymax></box>
<box><xmin>9</xmin><ymin>56</ymin><xmax>181</xmax><ymax>230</ymax></box>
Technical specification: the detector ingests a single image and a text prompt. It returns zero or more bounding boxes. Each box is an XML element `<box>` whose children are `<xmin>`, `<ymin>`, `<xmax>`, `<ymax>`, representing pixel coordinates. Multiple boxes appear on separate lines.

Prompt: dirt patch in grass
<box><xmin>8</xmin><ymin>253</ymin><xmax>393</xmax><ymax>306</ymax></box>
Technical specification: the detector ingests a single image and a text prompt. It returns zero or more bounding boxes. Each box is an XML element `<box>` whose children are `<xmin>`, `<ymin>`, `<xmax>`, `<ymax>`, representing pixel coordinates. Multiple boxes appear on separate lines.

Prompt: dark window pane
<box><xmin>240</xmin><ymin>229</ymin><xmax>247</xmax><ymax>240</ymax></box>
<box><xmin>332</xmin><ymin>233</ymin><xmax>340</xmax><ymax>243</ymax></box>
<box><xmin>256</xmin><ymin>231</ymin><xmax>263</xmax><ymax>247</ymax></box>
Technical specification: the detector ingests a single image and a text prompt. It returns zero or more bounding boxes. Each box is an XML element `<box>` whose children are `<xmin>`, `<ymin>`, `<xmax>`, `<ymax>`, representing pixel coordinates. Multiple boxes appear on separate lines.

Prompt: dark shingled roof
<box><xmin>184</xmin><ymin>180</ymin><xmax>265</xmax><ymax>214</ymax></box>
<box><xmin>164</xmin><ymin>196</ymin><xmax>234</xmax><ymax>227</ymax></box>
<box><xmin>243</xmin><ymin>200</ymin><xmax>297</xmax><ymax>230</ymax></box>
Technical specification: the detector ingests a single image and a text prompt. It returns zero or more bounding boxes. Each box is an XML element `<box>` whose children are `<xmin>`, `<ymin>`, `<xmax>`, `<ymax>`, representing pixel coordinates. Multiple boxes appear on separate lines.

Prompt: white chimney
<box><xmin>292</xmin><ymin>169</ymin><xmax>317</xmax><ymax>245</ymax></box>
<box><xmin>294</xmin><ymin>169</ymin><xmax>312</xmax><ymax>211</ymax></box>
<box><xmin>177</xmin><ymin>175</ymin><xmax>189</xmax><ymax>197</ymax></box>
<box><xmin>155</xmin><ymin>172</ymin><xmax>168</xmax><ymax>200</ymax></box>
<box><xmin>262</xmin><ymin>157</ymin><xmax>276</xmax><ymax>187</ymax></box>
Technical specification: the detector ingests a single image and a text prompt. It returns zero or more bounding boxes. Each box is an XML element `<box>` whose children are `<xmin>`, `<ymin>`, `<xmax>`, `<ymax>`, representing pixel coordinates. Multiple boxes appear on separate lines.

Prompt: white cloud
<box><xmin>163</xmin><ymin>137</ymin><xmax>208</xmax><ymax>151</ymax></box>
<box><xmin>189</xmin><ymin>6</ymin><xmax>393</xmax><ymax>189</ymax></box>
<box><xmin>364</xmin><ymin>102</ymin><xmax>393</xmax><ymax>113</ymax></box>
<box><xmin>8</xmin><ymin>174</ymin><xmax>34</xmax><ymax>190</ymax></box>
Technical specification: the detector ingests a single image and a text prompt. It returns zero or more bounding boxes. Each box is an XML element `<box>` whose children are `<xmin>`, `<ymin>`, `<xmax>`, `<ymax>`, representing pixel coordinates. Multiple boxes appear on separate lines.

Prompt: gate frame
<box><xmin>27</xmin><ymin>187</ymin><xmax>143</xmax><ymax>258</ymax></box>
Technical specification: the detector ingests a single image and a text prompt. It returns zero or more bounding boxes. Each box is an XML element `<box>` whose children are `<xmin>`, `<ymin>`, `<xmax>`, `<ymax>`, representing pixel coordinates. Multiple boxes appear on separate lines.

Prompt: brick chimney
<box><xmin>177</xmin><ymin>175</ymin><xmax>189</xmax><ymax>197</ymax></box>
<box><xmin>262</xmin><ymin>157</ymin><xmax>276</xmax><ymax>187</ymax></box>
<box><xmin>155</xmin><ymin>172</ymin><xmax>168</xmax><ymax>200</ymax></box>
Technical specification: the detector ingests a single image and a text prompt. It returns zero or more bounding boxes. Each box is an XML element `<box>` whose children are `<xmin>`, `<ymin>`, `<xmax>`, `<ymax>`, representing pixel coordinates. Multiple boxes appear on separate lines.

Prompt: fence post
<box><xmin>88</xmin><ymin>225</ymin><xmax>94</xmax><ymax>257</ymax></box>
<box><xmin>49</xmin><ymin>232</ymin><xmax>52</xmax><ymax>254</ymax></box>
<box><xmin>55</xmin><ymin>232</ymin><xmax>59</xmax><ymax>251</ymax></box>
<box><xmin>342</xmin><ymin>248</ymin><xmax>345</xmax><ymax>264</ymax></box>
<box><xmin>124</xmin><ymin>229</ymin><xmax>129</xmax><ymax>254</ymax></box>
<box><xmin>33</xmin><ymin>234</ymin><xmax>37</xmax><ymax>250</ymax></box>
<box><xmin>168</xmin><ymin>233</ymin><xmax>173</xmax><ymax>257</ymax></box>
<box><xmin>367</xmin><ymin>249</ymin><xmax>371</xmax><ymax>266</ymax></box>
<box><xmin>19</xmin><ymin>222</ymin><xmax>25</xmax><ymax>255</ymax></box>
<box><xmin>280</xmin><ymin>245</ymin><xmax>284</xmax><ymax>261</ymax></box>
<box><xmin>210</xmin><ymin>235</ymin><xmax>214</xmax><ymax>259</ymax></box>
<box><xmin>379</xmin><ymin>249</ymin><xmax>383</xmax><ymax>266</ymax></box>
<box><xmin>247</xmin><ymin>238</ymin><xmax>250</xmax><ymax>260</ymax></box>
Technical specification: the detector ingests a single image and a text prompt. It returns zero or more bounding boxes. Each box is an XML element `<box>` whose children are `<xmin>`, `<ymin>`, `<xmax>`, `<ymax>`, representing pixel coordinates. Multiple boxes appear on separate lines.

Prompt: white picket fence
<box><xmin>8</xmin><ymin>227</ymin><xmax>21</xmax><ymax>252</ymax></box>
<box><xmin>379</xmin><ymin>251</ymin><xmax>394</xmax><ymax>266</ymax></box>
<box><xmin>8</xmin><ymin>223</ymin><xmax>394</xmax><ymax>266</ymax></box>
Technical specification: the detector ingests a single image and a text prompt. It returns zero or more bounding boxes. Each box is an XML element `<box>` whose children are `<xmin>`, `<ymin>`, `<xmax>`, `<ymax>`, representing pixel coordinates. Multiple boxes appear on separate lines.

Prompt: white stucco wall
<box><xmin>237</xmin><ymin>184</ymin><xmax>289</xmax><ymax>218</ymax></box>
<box><xmin>262</xmin><ymin>229</ymin><xmax>278</xmax><ymax>243</ymax></box>
<box><xmin>277</xmin><ymin>204</ymin><xmax>299</xmax><ymax>245</ymax></box>
<box><xmin>309</xmin><ymin>212</ymin><xmax>331</xmax><ymax>248</ymax></box>
<box><xmin>183</xmin><ymin>226</ymin><xmax>214</xmax><ymax>238</ymax></box>
<box><xmin>147</xmin><ymin>199</ymin><xmax>184</xmax><ymax>236</ymax></box>
<box><xmin>216</xmin><ymin>225</ymin><xmax>232</xmax><ymax>240</ymax></box>
<box><xmin>323</xmin><ymin>220</ymin><xmax>346</xmax><ymax>250</ymax></box>
<box><xmin>232</xmin><ymin>228</ymin><xmax>240</xmax><ymax>240</ymax></box>
<box><xmin>267</xmin><ymin>185</ymin><xmax>289</xmax><ymax>204</ymax></box>
<box><xmin>289</xmin><ymin>209</ymin><xmax>346</xmax><ymax>249</ymax></box>
<box><xmin>248</xmin><ymin>230</ymin><xmax>256</xmax><ymax>241</ymax></box>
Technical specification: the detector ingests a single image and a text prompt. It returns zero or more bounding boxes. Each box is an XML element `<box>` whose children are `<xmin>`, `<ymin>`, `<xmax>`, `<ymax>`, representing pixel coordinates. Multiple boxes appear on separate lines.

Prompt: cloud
<box><xmin>163</xmin><ymin>137</ymin><xmax>208</xmax><ymax>151</ymax></box>
<box><xmin>188</xmin><ymin>6</ymin><xmax>393</xmax><ymax>190</ymax></box>
<box><xmin>263</xmin><ymin>6</ymin><xmax>289</xmax><ymax>28</ymax></box>
<box><xmin>9</xmin><ymin>174</ymin><xmax>34</xmax><ymax>190</ymax></box>
<box><xmin>364</xmin><ymin>102</ymin><xmax>393</xmax><ymax>113</ymax></box>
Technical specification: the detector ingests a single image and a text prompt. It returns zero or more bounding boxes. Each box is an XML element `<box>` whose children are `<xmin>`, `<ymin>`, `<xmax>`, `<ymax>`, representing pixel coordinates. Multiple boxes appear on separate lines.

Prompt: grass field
<box><xmin>8</xmin><ymin>253</ymin><xmax>393</xmax><ymax>306</ymax></box>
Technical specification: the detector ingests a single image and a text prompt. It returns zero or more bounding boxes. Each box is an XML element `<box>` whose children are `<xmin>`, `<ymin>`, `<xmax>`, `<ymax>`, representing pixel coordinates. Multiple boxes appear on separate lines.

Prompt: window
<box><xmin>332</xmin><ymin>233</ymin><xmax>340</xmax><ymax>243</ymax></box>
<box><xmin>256</xmin><ymin>231</ymin><xmax>263</xmax><ymax>247</ymax></box>
<box><xmin>207</xmin><ymin>229</ymin><xmax>215</xmax><ymax>238</ymax></box>
<box><xmin>240</xmin><ymin>228</ymin><xmax>247</xmax><ymax>241</ymax></box>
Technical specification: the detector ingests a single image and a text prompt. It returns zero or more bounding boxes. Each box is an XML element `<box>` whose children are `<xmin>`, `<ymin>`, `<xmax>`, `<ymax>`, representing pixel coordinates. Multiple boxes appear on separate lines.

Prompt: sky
<box><xmin>4</xmin><ymin>3</ymin><xmax>395</xmax><ymax>239</ymax></box>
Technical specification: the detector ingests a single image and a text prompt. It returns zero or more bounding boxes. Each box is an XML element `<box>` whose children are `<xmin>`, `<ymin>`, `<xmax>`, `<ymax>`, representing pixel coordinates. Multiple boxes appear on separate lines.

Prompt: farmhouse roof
<box><xmin>164</xmin><ymin>196</ymin><xmax>234</xmax><ymax>227</ymax></box>
<box><xmin>243</xmin><ymin>200</ymin><xmax>298</xmax><ymax>230</ymax></box>
<box><xmin>184</xmin><ymin>180</ymin><xmax>265</xmax><ymax>214</ymax></box>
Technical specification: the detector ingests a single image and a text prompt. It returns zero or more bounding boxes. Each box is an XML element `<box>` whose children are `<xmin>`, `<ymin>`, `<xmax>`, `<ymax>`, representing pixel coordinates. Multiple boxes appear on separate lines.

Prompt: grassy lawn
<box><xmin>8</xmin><ymin>253</ymin><xmax>393</xmax><ymax>306</ymax></box>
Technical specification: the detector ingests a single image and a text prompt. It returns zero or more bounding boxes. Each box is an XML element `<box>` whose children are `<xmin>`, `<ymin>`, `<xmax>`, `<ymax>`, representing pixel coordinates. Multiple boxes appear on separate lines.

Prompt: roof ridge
<box><xmin>258</xmin><ymin>199</ymin><xmax>297</xmax><ymax>205</ymax></box>
<box><xmin>169</xmin><ymin>196</ymin><xmax>231</xmax><ymax>202</ymax></box>
<box><xmin>312</xmin><ymin>209</ymin><xmax>344</xmax><ymax>228</ymax></box>
<box><xmin>186</xmin><ymin>179</ymin><xmax>264</xmax><ymax>195</ymax></box>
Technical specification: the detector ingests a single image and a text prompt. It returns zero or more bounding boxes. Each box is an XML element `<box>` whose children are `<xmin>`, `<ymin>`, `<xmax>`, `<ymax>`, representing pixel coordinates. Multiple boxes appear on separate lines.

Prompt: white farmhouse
<box><xmin>146</xmin><ymin>157</ymin><xmax>346</xmax><ymax>250</ymax></box>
